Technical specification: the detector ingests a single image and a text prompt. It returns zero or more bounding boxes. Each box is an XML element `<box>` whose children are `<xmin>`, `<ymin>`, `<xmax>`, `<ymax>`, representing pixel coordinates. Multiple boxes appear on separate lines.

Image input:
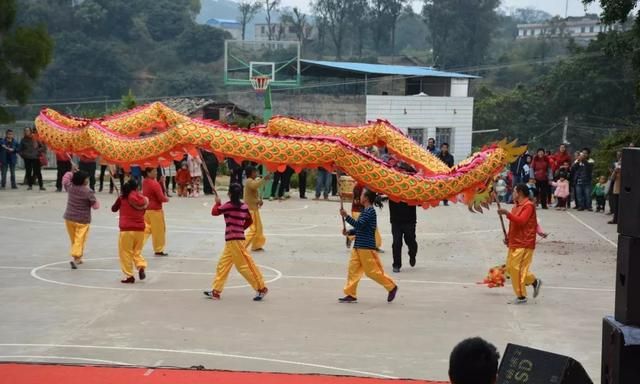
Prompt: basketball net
<box><xmin>251</xmin><ymin>75</ymin><xmax>271</xmax><ymax>97</ymax></box>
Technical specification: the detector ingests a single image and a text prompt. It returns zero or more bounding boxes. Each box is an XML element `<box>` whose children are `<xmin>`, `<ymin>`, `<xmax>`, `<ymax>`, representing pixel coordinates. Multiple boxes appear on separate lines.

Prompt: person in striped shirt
<box><xmin>204</xmin><ymin>183</ymin><xmax>269</xmax><ymax>301</ymax></box>
<box><xmin>339</xmin><ymin>188</ymin><xmax>398</xmax><ymax>303</ymax></box>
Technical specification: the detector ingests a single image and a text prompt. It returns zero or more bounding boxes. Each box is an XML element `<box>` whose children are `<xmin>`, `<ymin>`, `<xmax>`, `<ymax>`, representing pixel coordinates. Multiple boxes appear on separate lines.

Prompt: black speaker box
<box><xmin>601</xmin><ymin>316</ymin><xmax>640</xmax><ymax>384</ymax></box>
<box><xmin>497</xmin><ymin>343</ymin><xmax>592</xmax><ymax>384</ymax></box>
<box><xmin>615</xmin><ymin>235</ymin><xmax>640</xmax><ymax>325</ymax></box>
<box><xmin>618</xmin><ymin>148</ymin><xmax>640</xmax><ymax>238</ymax></box>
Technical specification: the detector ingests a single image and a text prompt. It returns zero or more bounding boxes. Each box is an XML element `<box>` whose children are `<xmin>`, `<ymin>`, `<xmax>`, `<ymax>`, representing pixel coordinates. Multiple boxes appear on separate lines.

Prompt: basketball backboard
<box><xmin>224</xmin><ymin>40</ymin><xmax>301</xmax><ymax>87</ymax></box>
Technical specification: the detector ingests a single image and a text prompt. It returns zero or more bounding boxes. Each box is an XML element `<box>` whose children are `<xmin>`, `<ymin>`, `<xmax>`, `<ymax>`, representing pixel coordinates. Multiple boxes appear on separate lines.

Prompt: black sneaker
<box><xmin>533</xmin><ymin>279</ymin><xmax>542</xmax><ymax>298</ymax></box>
<box><xmin>27</xmin><ymin>186</ymin><xmax>32</xmax><ymax>190</ymax></box>
<box><xmin>69</xmin><ymin>261</ymin><xmax>77</xmax><ymax>270</ymax></box>
<box><xmin>138</xmin><ymin>268</ymin><xmax>146</xmax><ymax>280</ymax></box>
<box><xmin>409</xmin><ymin>255</ymin><xmax>416</xmax><ymax>267</ymax></box>
<box><xmin>253</xmin><ymin>287</ymin><xmax>268</xmax><ymax>301</ymax></box>
<box><xmin>121</xmin><ymin>276</ymin><xmax>135</xmax><ymax>284</ymax></box>
<box><xmin>154</xmin><ymin>252</ymin><xmax>168</xmax><ymax>257</ymax></box>
<box><xmin>338</xmin><ymin>295</ymin><xmax>357</xmax><ymax>303</ymax></box>
<box><xmin>203</xmin><ymin>290</ymin><xmax>221</xmax><ymax>300</ymax></box>
<box><xmin>392</xmin><ymin>267</ymin><xmax>400</xmax><ymax>273</ymax></box>
<box><xmin>39</xmin><ymin>187</ymin><xmax>46</xmax><ymax>191</ymax></box>
<box><xmin>387</xmin><ymin>285</ymin><xmax>398</xmax><ymax>302</ymax></box>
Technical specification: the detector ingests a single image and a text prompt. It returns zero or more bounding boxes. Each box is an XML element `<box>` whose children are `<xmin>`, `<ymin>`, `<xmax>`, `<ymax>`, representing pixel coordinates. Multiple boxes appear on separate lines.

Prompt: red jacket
<box><xmin>142</xmin><ymin>178</ymin><xmax>168</xmax><ymax>210</ymax></box>
<box><xmin>531</xmin><ymin>155</ymin><xmax>550</xmax><ymax>181</ymax></box>
<box><xmin>176</xmin><ymin>169</ymin><xmax>191</xmax><ymax>185</ymax></box>
<box><xmin>111</xmin><ymin>191</ymin><xmax>148</xmax><ymax>231</ymax></box>
<box><xmin>55</xmin><ymin>152</ymin><xmax>70</xmax><ymax>161</ymax></box>
<box><xmin>507</xmin><ymin>199</ymin><xmax>537</xmax><ymax>249</ymax></box>
<box><xmin>552</xmin><ymin>151</ymin><xmax>572</xmax><ymax>172</ymax></box>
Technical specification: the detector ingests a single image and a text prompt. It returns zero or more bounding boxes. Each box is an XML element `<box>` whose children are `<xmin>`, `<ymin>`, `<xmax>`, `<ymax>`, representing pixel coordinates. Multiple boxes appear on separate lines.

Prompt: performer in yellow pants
<box><xmin>204</xmin><ymin>183</ymin><xmax>269</xmax><ymax>301</ymax></box>
<box><xmin>339</xmin><ymin>188</ymin><xmax>397</xmax><ymax>303</ymax></box>
<box><xmin>65</xmin><ymin>220</ymin><xmax>90</xmax><ymax>263</ymax></box>
<box><xmin>112</xmin><ymin>178</ymin><xmax>149</xmax><ymax>283</ymax></box>
<box><xmin>144</xmin><ymin>209</ymin><xmax>166</xmax><ymax>253</ymax></box>
<box><xmin>212</xmin><ymin>240</ymin><xmax>266</xmax><ymax>293</ymax></box>
<box><xmin>62</xmin><ymin>169</ymin><xmax>99</xmax><ymax>269</ymax></box>
<box><xmin>498</xmin><ymin>183</ymin><xmax>542</xmax><ymax>304</ymax></box>
<box><xmin>142</xmin><ymin>168</ymin><xmax>169</xmax><ymax>256</ymax></box>
<box><xmin>119</xmin><ymin>231</ymin><xmax>147</xmax><ymax>278</ymax></box>
<box><xmin>243</xmin><ymin>166</ymin><xmax>269</xmax><ymax>251</ymax></box>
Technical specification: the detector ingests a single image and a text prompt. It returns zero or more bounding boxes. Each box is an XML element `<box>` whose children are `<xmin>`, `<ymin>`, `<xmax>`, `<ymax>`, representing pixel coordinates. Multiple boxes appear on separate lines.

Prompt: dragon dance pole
<box><xmin>197</xmin><ymin>149</ymin><xmax>218</xmax><ymax>197</ymax></box>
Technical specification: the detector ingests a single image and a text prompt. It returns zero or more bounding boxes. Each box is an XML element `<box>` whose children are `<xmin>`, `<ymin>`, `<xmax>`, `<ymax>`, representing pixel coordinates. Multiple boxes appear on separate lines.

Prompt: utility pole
<box><xmin>565</xmin><ymin>0</ymin><xmax>569</xmax><ymax>18</ymax></box>
<box><xmin>562</xmin><ymin>116</ymin><xmax>570</xmax><ymax>145</ymax></box>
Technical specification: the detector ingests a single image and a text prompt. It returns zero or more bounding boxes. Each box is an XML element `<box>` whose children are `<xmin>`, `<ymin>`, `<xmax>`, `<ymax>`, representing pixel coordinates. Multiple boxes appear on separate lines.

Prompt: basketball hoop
<box><xmin>251</xmin><ymin>75</ymin><xmax>272</xmax><ymax>95</ymax></box>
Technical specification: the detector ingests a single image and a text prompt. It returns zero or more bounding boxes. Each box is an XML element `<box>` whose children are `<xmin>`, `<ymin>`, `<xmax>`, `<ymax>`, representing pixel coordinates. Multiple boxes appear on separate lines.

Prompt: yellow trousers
<box><xmin>212</xmin><ymin>240</ymin><xmax>265</xmax><ymax>293</ymax></box>
<box><xmin>344</xmin><ymin>248</ymin><xmax>396</xmax><ymax>298</ymax></box>
<box><xmin>506</xmin><ymin>248</ymin><xmax>537</xmax><ymax>298</ymax></box>
<box><xmin>119</xmin><ymin>231</ymin><xmax>147</xmax><ymax>277</ymax></box>
<box><xmin>245</xmin><ymin>209</ymin><xmax>266</xmax><ymax>251</ymax></box>
<box><xmin>348</xmin><ymin>212</ymin><xmax>382</xmax><ymax>248</ymax></box>
<box><xmin>65</xmin><ymin>220</ymin><xmax>90</xmax><ymax>260</ymax></box>
<box><xmin>144</xmin><ymin>209</ymin><xmax>166</xmax><ymax>253</ymax></box>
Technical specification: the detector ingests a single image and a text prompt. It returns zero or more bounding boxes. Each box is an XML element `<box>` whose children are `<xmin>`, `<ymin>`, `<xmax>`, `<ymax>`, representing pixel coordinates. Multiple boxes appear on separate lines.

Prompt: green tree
<box><xmin>0</xmin><ymin>0</ymin><xmax>53</xmax><ymax>122</ymax></box>
<box><xmin>313</xmin><ymin>0</ymin><xmax>356</xmax><ymax>59</ymax></box>
<box><xmin>263</xmin><ymin>0</ymin><xmax>281</xmax><ymax>41</ymax></box>
<box><xmin>422</xmin><ymin>0</ymin><xmax>500</xmax><ymax>69</ymax></box>
<box><xmin>176</xmin><ymin>24</ymin><xmax>230</xmax><ymax>63</ymax></box>
<box><xmin>237</xmin><ymin>0</ymin><xmax>261</xmax><ymax>41</ymax></box>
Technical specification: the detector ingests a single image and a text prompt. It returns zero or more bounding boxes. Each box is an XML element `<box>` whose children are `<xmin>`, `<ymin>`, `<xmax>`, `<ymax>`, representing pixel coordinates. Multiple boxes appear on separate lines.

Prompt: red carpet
<box><xmin>1</xmin><ymin>363</ymin><xmax>447</xmax><ymax>384</ymax></box>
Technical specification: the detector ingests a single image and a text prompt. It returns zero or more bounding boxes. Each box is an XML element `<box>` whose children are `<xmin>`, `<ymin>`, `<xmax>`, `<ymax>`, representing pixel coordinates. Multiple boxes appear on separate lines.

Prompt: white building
<box><xmin>301</xmin><ymin>60</ymin><xmax>477</xmax><ymax>162</ymax></box>
<box><xmin>517</xmin><ymin>15</ymin><xmax>627</xmax><ymax>42</ymax></box>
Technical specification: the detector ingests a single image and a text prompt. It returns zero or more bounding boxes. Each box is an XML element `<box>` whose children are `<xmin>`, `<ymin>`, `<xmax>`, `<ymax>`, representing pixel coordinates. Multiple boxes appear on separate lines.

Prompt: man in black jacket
<box><xmin>389</xmin><ymin>162</ymin><xmax>419</xmax><ymax>272</ymax></box>
<box><xmin>438</xmin><ymin>143</ymin><xmax>455</xmax><ymax>206</ymax></box>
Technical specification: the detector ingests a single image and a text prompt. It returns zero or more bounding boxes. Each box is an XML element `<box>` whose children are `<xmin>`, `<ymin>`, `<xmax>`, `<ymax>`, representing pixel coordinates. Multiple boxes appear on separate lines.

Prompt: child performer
<box><xmin>204</xmin><ymin>183</ymin><xmax>269</xmax><ymax>301</ymax></box>
<box><xmin>143</xmin><ymin>167</ymin><xmax>169</xmax><ymax>256</ymax></box>
<box><xmin>63</xmin><ymin>170</ymin><xmax>99</xmax><ymax>269</ymax></box>
<box><xmin>592</xmin><ymin>175</ymin><xmax>608</xmax><ymax>213</ymax></box>
<box><xmin>339</xmin><ymin>188</ymin><xmax>398</xmax><ymax>303</ymax></box>
<box><xmin>111</xmin><ymin>179</ymin><xmax>149</xmax><ymax>283</ymax></box>
<box><xmin>497</xmin><ymin>184</ymin><xmax>543</xmax><ymax>304</ymax></box>
<box><xmin>552</xmin><ymin>172</ymin><xmax>570</xmax><ymax>211</ymax></box>
<box><xmin>176</xmin><ymin>162</ymin><xmax>191</xmax><ymax>197</ymax></box>
<box><xmin>243</xmin><ymin>166</ymin><xmax>270</xmax><ymax>251</ymax></box>
<box><xmin>348</xmin><ymin>183</ymin><xmax>382</xmax><ymax>250</ymax></box>
<box><xmin>187</xmin><ymin>154</ymin><xmax>202</xmax><ymax>197</ymax></box>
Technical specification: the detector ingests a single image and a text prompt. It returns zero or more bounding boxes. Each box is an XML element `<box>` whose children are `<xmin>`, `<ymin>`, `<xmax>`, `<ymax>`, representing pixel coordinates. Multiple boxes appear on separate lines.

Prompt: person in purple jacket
<box><xmin>63</xmin><ymin>169</ymin><xmax>99</xmax><ymax>269</ymax></box>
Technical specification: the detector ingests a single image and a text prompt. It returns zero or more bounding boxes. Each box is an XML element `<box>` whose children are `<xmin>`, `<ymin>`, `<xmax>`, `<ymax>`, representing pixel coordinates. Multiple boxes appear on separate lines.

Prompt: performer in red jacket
<box><xmin>142</xmin><ymin>168</ymin><xmax>169</xmax><ymax>256</ymax></box>
<box><xmin>112</xmin><ymin>179</ymin><xmax>149</xmax><ymax>283</ymax></box>
<box><xmin>498</xmin><ymin>184</ymin><xmax>543</xmax><ymax>304</ymax></box>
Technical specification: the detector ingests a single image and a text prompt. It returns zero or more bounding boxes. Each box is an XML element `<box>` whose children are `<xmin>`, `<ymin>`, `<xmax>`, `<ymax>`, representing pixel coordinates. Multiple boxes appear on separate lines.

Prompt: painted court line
<box><xmin>0</xmin><ymin>265</ymin><xmax>612</xmax><ymax>293</ymax></box>
<box><xmin>566</xmin><ymin>212</ymin><xmax>617</xmax><ymax>248</ymax></box>
<box><xmin>0</xmin><ymin>344</ymin><xmax>397</xmax><ymax>379</ymax></box>
<box><xmin>0</xmin><ymin>355</ymin><xmax>131</xmax><ymax>365</ymax></box>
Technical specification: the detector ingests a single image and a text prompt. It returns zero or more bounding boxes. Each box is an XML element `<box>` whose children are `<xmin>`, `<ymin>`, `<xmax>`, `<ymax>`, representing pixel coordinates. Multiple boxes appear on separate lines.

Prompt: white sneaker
<box><xmin>533</xmin><ymin>279</ymin><xmax>543</xmax><ymax>298</ymax></box>
<box><xmin>508</xmin><ymin>297</ymin><xmax>528</xmax><ymax>305</ymax></box>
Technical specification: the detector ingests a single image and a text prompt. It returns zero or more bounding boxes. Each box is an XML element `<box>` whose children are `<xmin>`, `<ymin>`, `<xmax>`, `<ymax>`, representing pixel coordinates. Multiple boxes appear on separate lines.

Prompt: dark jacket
<box><xmin>438</xmin><ymin>152</ymin><xmax>454</xmax><ymax>167</ymax></box>
<box><xmin>19</xmin><ymin>136</ymin><xmax>45</xmax><ymax>160</ymax></box>
<box><xmin>1</xmin><ymin>138</ymin><xmax>19</xmax><ymax>164</ymax></box>
<box><xmin>389</xmin><ymin>200</ymin><xmax>417</xmax><ymax>224</ymax></box>
<box><xmin>571</xmin><ymin>159</ymin><xmax>594</xmax><ymax>185</ymax></box>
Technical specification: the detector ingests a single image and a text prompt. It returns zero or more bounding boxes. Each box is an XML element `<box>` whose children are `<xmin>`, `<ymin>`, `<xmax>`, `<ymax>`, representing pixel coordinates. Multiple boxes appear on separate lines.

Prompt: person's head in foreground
<box><xmin>449</xmin><ymin>337</ymin><xmax>500</xmax><ymax>384</ymax></box>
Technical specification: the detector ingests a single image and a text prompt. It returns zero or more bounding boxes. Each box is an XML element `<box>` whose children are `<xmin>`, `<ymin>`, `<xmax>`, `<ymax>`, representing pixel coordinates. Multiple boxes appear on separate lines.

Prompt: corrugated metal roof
<box><xmin>300</xmin><ymin>60</ymin><xmax>479</xmax><ymax>79</ymax></box>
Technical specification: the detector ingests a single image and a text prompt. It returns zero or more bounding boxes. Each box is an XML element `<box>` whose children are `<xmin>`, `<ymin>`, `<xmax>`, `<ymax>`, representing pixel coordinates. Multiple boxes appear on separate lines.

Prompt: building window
<box><xmin>435</xmin><ymin>127</ymin><xmax>453</xmax><ymax>152</ymax></box>
<box><xmin>589</xmin><ymin>26</ymin><xmax>594</xmax><ymax>33</ymax></box>
<box><xmin>523</xmin><ymin>30</ymin><xmax>527</xmax><ymax>36</ymax></box>
<box><xmin>261</xmin><ymin>26</ymin><xmax>265</xmax><ymax>33</ymax></box>
<box><xmin>580</xmin><ymin>26</ymin><xmax>586</xmax><ymax>33</ymax></box>
<box><xmin>407</xmin><ymin>128</ymin><xmax>425</xmax><ymax>146</ymax></box>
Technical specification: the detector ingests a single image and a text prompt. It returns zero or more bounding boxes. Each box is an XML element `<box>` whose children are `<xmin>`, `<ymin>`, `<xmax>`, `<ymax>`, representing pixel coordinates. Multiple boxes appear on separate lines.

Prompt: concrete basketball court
<box><xmin>0</xmin><ymin>183</ymin><xmax>617</xmax><ymax>381</ymax></box>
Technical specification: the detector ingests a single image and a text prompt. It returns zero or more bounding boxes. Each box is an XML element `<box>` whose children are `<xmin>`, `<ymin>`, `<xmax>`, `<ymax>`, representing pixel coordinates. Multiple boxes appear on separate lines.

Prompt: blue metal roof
<box><xmin>206</xmin><ymin>18</ymin><xmax>241</xmax><ymax>25</ymax></box>
<box><xmin>300</xmin><ymin>60</ymin><xmax>479</xmax><ymax>79</ymax></box>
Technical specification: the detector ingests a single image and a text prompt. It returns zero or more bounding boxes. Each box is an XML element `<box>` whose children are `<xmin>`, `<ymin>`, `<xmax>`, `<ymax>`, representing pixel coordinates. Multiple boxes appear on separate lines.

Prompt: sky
<box><xmin>277</xmin><ymin>0</ymin><xmax>603</xmax><ymax>18</ymax></box>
